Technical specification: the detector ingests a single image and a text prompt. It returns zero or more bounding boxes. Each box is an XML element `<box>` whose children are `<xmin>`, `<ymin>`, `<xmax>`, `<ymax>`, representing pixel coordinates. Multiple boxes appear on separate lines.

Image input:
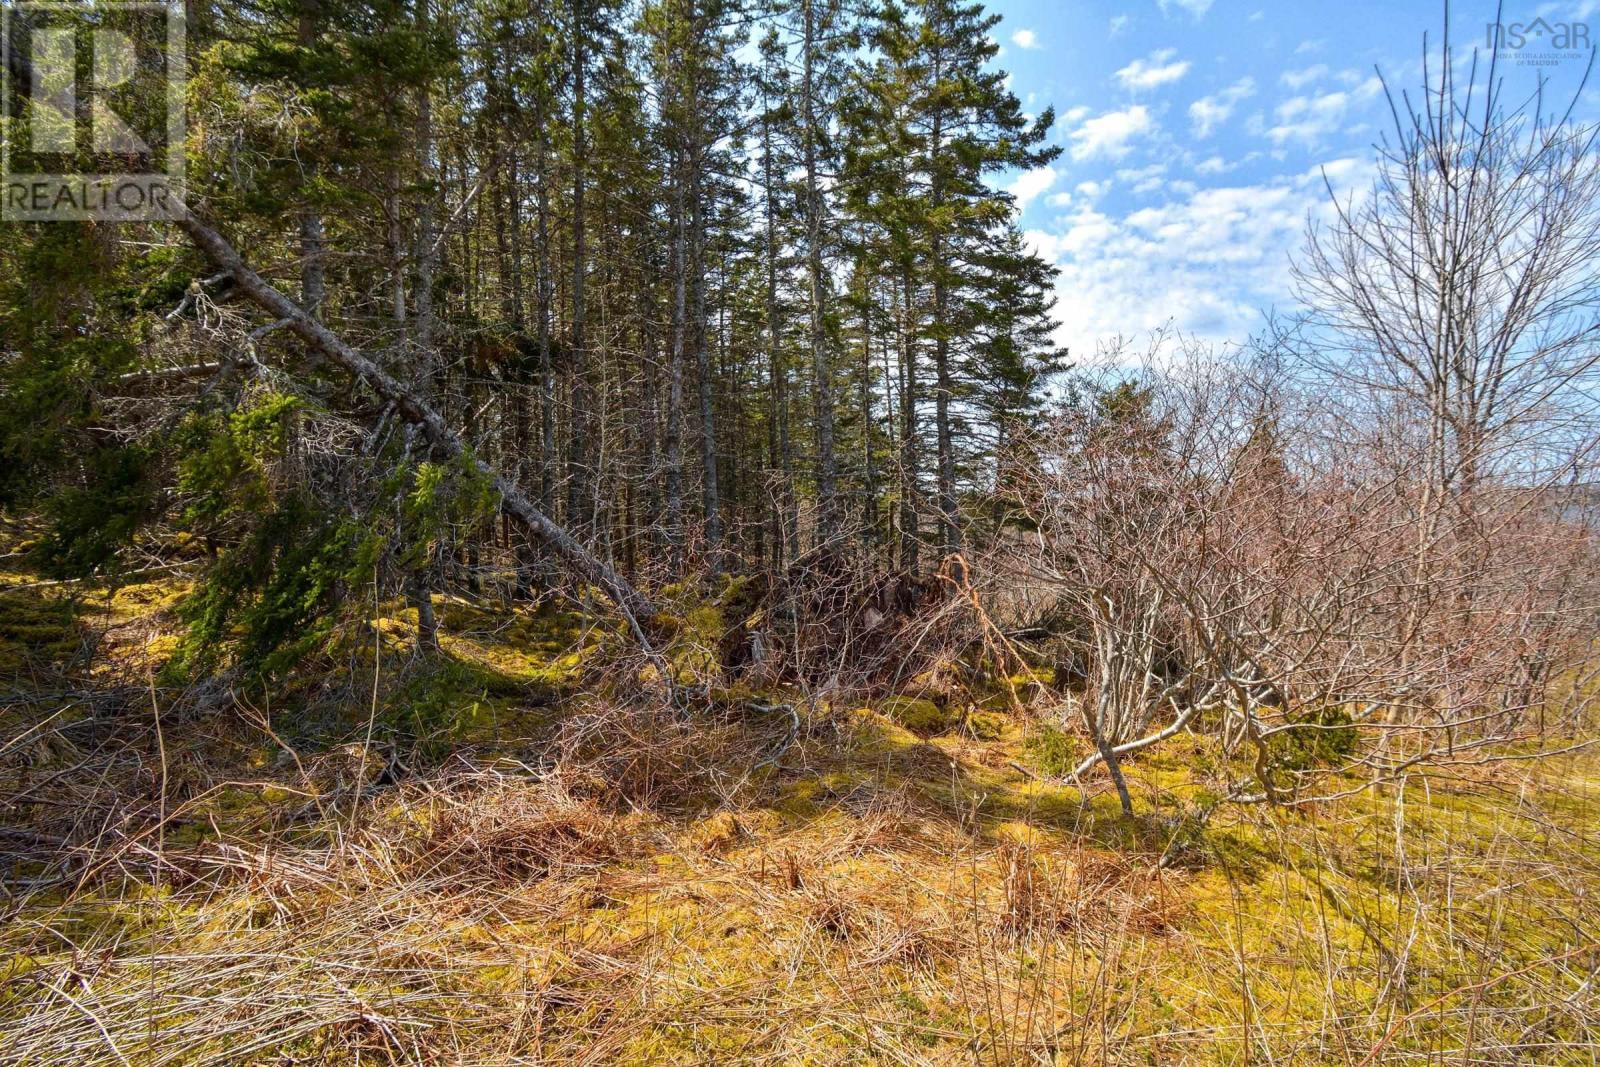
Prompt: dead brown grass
<box><xmin>3</xmin><ymin>570</ymin><xmax>1597</xmax><ymax>1065</ymax></box>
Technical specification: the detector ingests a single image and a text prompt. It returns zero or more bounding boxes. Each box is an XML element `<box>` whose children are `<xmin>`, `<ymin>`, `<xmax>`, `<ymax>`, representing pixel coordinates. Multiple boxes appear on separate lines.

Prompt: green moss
<box><xmin>880</xmin><ymin>696</ymin><xmax>953</xmax><ymax>737</ymax></box>
<box><xmin>0</xmin><ymin>590</ymin><xmax>83</xmax><ymax>672</ymax></box>
<box><xmin>964</xmin><ymin>710</ymin><xmax>1011</xmax><ymax>741</ymax></box>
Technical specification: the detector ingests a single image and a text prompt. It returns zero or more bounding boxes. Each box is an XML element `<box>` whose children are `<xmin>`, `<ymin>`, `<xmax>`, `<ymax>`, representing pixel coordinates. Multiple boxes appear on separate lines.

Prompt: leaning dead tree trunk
<box><xmin>171</xmin><ymin>206</ymin><xmax>660</xmax><ymax>637</ymax></box>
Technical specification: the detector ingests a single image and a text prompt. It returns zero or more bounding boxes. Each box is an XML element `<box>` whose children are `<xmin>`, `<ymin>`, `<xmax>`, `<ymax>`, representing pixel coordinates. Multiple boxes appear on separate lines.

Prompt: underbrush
<box><xmin>2</xmin><ymin>562</ymin><xmax>1597</xmax><ymax>1065</ymax></box>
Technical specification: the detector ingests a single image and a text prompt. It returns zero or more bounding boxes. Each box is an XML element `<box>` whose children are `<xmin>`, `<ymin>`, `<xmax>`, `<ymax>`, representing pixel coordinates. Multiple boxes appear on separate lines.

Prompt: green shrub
<box><xmin>1024</xmin><ymin>722</ymin><xmax>1083</xmax><ymax>777</ymax></box>
<box><xmin>1269</xmin><ymin>705</ymin><xmax>1359</xmax><ymax>774</ymax></box>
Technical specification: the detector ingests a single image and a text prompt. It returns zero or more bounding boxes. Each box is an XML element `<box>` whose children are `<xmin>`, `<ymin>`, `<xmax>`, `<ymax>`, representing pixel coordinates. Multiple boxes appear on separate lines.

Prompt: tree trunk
<box><xmin>665</xmin><ymin>146</ymin><xmax>688</xmax><ymax>575</ymax></box>
<box><xmin>760</xmin><ymin>102</ymin><xmax>797</xmax><ymax>568</ymax></box>
<box><xmin>692</xmin><ymin>141</ymin><xmax>722</xmax><ymax>571</ymax></box>
<box><xmin>802</xmin><ymin>0</ymin><xmax>838</xmax><ymax>537</ymax></box>
<box><xmin>296</xmin><ymin>0</ymin><xmax>325</xmax><ymax>313</ymax></box>
<box><xmin>928</xmin><ymin>68</ymin><xmax>960</xmax><ymax>565</ymax></box>
<box><xmin>899</xmin><ymin>264</ymin><xmax>919</xmax><ymax>572</ymax></box>
<box><xmin>567</xmin><ymin>0</ymin><xmax>593</xmax><ymax>535</ymax></box>
<box><xmin>536</xmin><ymin>102</ymin><xmax>556</xmax><ymax>514</ymax></box>
<box><xmin>408</xmin><ymin>568</ymin><xmax>439</xmax><ymax>654</ymax></box>
<box><xmin>858</xmin><ymin>267</ymin><xmax>879</xmax><ymax>541</ymax></box>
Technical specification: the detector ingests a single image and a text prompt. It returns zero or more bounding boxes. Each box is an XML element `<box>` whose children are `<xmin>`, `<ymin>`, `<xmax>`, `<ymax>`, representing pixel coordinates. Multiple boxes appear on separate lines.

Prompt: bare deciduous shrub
<box><xmin>1005</xmin><ymin>347</ymin><xmax>1598</xmax><ymax>812</ymax></box>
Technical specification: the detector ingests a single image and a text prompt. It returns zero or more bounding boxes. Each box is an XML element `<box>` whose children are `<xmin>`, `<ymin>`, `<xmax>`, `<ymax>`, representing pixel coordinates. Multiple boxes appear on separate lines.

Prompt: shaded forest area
<box><xmin>2</xmin><ymin>0</ymin><xmax>1600</xmax><ymax>1063</ymax></box>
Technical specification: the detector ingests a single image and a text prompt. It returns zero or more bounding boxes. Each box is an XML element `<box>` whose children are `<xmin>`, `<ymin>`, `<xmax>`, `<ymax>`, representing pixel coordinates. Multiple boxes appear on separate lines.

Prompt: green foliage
<box><xmin>1268</xmin><ymin>705</ymin><xmax>1359</xmax><ymax>775</ymax></box>
<box><xmin>31</xmin><ymin>446</ymin><xmax>160</xmax><ymax>579</ymax></box>
<box><xmin>175</xmin><ymin>392</ymin><xmax>302</xmax><ymax>531</ymax></box>
<box><xmin>174</xmin><ymin>497</ymin><xmax>380</xmax><ymax>680</ymax></box>
<box><xmin>391</xmin><ymin>456</ymin><xmax>499</xmax><ymax>571</ymax></box>
<box><xmin>0</xmin><ymin>227</ymin><xmax>146</xmax><ymax>512</ymax></box>
<box><xmin>169</xmin><ymin>440</ymin><xmax>495</xmax><ymax>681</ymax></box>
<box><xmin>1094</xmin><ymin>380</ymin><xmax>1158</xmax><ymax>426</ymax></box>
<box><xmin>0</xmin><ymin>222</ymin><xmax>194</xmax><ymax>581</ymax></box>
<box><xmin>0</xmin><ymin>0</ymin><xmax>1075</xmax><ymax>690</ymax></box>
<box><xmin>1024</xmin><ymin>722</ymin><xmax>1083</xmax><ymax>777</ymax></box>
<box><xmin>383</xmin><ymin>657</ymin><xmax>493</xmax><ymax>757</ymax></box>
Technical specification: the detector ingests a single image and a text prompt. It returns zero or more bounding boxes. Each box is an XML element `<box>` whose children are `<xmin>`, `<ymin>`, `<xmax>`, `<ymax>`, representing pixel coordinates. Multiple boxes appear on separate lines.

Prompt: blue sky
<box><xmin>989</xmin><ymin>0</ymin><xmax>1600</xmax><ymax>358</ymax></box>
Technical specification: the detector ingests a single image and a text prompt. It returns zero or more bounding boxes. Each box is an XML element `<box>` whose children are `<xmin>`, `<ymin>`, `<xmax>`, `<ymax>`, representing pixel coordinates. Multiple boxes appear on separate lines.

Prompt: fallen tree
<box><xmin>170</xmin><ymin>204</ymin><xmax>661</xmax><ymax>638</ymax></box>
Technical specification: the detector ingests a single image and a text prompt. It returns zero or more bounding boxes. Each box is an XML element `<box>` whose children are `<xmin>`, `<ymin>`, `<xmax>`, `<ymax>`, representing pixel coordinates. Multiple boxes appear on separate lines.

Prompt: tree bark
<box><xmin>567</xmin><ymin>0</ymin><xmax>594</xmax><ymax>534</ymax></box>
<box><xmin>802</xmin><ymin>0</ymin><xmax>838</xmax><ymax>537</ymax></box>
<box><xmin>927</xmin><ymin>50</ymin><xmax>960</xmax><ymax>564</ymax></box>
<box><xmin>296</xmin><ymin>0</ymin><xmax>325</xmax><ymax>313</ymax></box>
<box><xmin>898</xmin><ymin>265</ymin><xmax>919</xmax><ymax>572</ymax></box>
<box><xmin>760</xmin><ymin>100</ymin><xmax>798</xmax><ymax>567</ymax></box>
<box><xmin>665</xmin><ymin>142</ymin><xmax>688</xmax><ymax>575</ymax></box>
<box><xmin>692</xmin><ymin>142</ymin><xmax>722</xmax><ymax>571</ymax></box>
<box><xmin>535</xmin><ymin>99</ymin><xmax>556</xmax><ymax>514</ymax></box>
<box><xmin>409</xmin><ymin>3</ymin><xmax>441</xmax><ymax>653</ymax></box>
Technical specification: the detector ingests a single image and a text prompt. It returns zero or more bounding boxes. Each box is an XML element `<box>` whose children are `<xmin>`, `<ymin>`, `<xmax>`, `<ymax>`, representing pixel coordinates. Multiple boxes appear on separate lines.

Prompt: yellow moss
<box><xmin>993</xmin><ymin>819</ymin><xmax>1051</xmax><ymax>848</ymax></box>
<box><xmin>845</xmin><ymin>707</ymin><xmax>920</xmax><ymax>751</ymax></box>
<box><xmin>6</xmin><ymin>545</ymin><xmax>1599</xmax><ymax>1065</ymax></box>
<box><xmin>879</xmin><ymin>696</ymin><xmax>953</xmax><ymax>737</ymax></box>
<box><xmin>142</xmin><ymin>633</ymin><xmax>181</xmax><ymax>660</ymax></box>
<box><xmin>688</xmin><ymin>810</ymin><xmax>745</xmax><ymax>853</ymax></box>
<box><xmin>108</xmin><ymin>578</ymin><xmax>190</xmax><ymax>617</ymax></box>
<box><xmin>964</xmin><ymin>710</ymin><xmax>1011</xmax><ymax>741</ymax></box>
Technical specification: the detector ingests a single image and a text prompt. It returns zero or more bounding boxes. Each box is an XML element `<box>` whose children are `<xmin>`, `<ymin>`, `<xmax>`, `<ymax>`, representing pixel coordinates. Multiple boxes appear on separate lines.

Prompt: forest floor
<box><xmin>2</xmin><ymin>528</ymin><xmax>1598</xmax><ymax>1065</ymax></box>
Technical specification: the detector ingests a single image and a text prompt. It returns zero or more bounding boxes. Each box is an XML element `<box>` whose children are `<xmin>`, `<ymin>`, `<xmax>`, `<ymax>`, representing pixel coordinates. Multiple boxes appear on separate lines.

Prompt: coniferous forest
<box><xmin>3</xmin><ymin>1</ymin><xmax>1600</xmax><ymax>1062</ymax></box>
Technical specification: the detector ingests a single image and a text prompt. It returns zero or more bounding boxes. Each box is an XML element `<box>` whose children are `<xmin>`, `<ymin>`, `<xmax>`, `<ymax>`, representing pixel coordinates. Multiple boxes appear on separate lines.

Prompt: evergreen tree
<box><xmin>0</xmin><ymin>0</ymin><xmax>1067</xmax><ymax>674</ymax></box>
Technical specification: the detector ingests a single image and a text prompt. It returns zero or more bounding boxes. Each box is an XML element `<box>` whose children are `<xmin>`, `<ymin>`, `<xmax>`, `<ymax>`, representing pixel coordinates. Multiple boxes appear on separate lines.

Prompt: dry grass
<box><xmin>2</xmin><ymin>572</ymin><xmax>1598</xmax><ymax>1065</ymax></box>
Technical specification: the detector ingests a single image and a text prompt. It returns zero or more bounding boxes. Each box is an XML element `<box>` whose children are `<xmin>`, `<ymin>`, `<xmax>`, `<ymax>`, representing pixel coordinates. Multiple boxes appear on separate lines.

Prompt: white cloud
<box><xmin>1294</xmin><ymin>39</ymin><xmax>1325</xmax><ymax>54</ymax></box>
<box><xmin>1265</xmin><ymin>78</ymin><xmax>1380</xmax><ymax>145</ymax></box>
<box><xmin>1281</xmin><ymin>64</ymin><xmax>1329</xmax><ymax>89</ymax></box>
<box><xmin>1536</xmin><ymin>0</ymin><xmax>1598</xmax><ymax>16</ymax></box>
<box><xmin>1115</xmin><ymin>48</ymin><xmax>1191</xmax><ymax>92</ymax></box>
<box><xmin>1266</xmin><ymin>92</ymin><xmax>1348</xmax><ymax>145</ymax></box>
<box><xmin>1076</xmin><ymin>180</ymin><xmax>1107</xmax><ymax>198</ymax></box>
<box><xmin>1068</xmin><ymin>105</ymin><xmax>1155</xmax><ymax>161</ymax></box>
<box><xmin>1116</xmin><ymin>163</ymin><xmax>1167</xmax><ymax>182</ymax></box>
<box><xmin>1189</xmin><ymin>76</ymin><xmax>1256</xmax><ymax>137</ymax></box>
<box><xmin>1047</xmin><ymin>191</ymin><xmax>1074</xmax><ymax>207</ymax></box>
<box><xmin>1195</xmin><ymin>155</ymin><xmax>1232</xmax><ymax>175</ymax></box>
<box><xmin>1109</xmin><ymin>14</ymin><xmax>1131</xmax><ymax>35</ymax></box>
<box><xmin>1007</xmin><ymin>165</ymin><xmax>1058</xmax><ymax>210</ymax></box>
<box><xmin>1026</xmin><ymin>158</ymin><xmax>1375</xmax><ymax>358</ymax></box>
<box><xmin>1061</xmin><ymin>105</ymin><xmax>1091</xmax><ymax>124</ymax></box>
<box><xmin>1011</xmin><ymin>28</ymin><xmax>1040</xmax><ymax>50</ymax></box>
<box><xmin>1159</xmin><ymin>0</ymin><xmax>1214</xmax><ymax>18</ymax></box>
<box><xmin>1116</xmin><ymin>163</ymin><xmax>1168</xmax><ymax>195</ymax></box>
